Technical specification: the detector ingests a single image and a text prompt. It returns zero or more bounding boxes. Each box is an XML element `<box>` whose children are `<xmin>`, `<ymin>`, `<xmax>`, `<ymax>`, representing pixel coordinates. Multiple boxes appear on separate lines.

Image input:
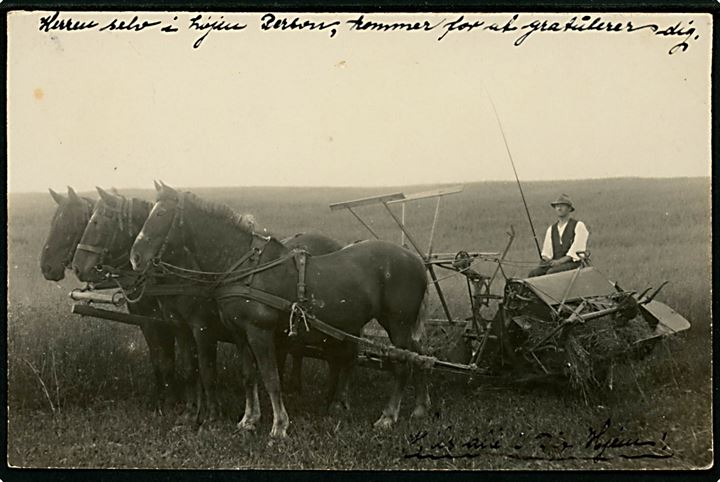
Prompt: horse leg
<box><xmin>192</xmin><ymin>324</ymin><xmax>219</xmax><ymax>423</ymax></box>
<box><xmin>408</xmin><ymin>338</ymin><xmax>430</xmax><ymax>419</ymax></box>
<box><xmin>175</xmin><ymin>324</ymin><xmax>200</xmax><ymax>421</ymax></box>
<box><xmin>289</xmin><ymin>354</ymin><xmax>303</xmax><ymax>394</ymax></box>
<box><xmin>374</xmin><ymin>320</ymin><xmax>425</xmax><ymax>429</ymax></box>
<box><xmin>138</xmin><ymin>322</ymin><xmax>176</xmax><ymax>415</ymax></box>
<box><xmin>325</xmin><ymin>358</ymin><xmax>341</xmax><ymax>411</ymax></box>
<box><xmin>276</xmin><ymin>344</ymin><xmax>287</xmax><ymax>386</ymax></box>
<box><xmin>233</xmin><ymin>331</ymin><xmax>261</xmax><ymax>432</ymax></box>
<box><xmin>245</xmin><ymin>323</ymin><xmax>289</xmax><ymax>439</ymax></box>
<box><xmin>374</xmin><ymin>358</ymin><xmax>410</xmax><ymax>429</ymax></box>
<box><xmin>329</xmin><ymin>342</ymin><xmax>356</xmax><ymax>412</ymax></box>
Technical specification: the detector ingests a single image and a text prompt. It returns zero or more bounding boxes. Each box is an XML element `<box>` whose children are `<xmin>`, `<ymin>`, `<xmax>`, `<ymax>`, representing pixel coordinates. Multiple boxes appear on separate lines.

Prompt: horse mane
<box><xmin>181</xmin><ymin>192</ymin><xmax>256</xmax><ymax>233</ymax></box>
<box><xmin>96</xmin><ymin>194</ymin><xmax>153</xmax><ymax>233</ymax></box>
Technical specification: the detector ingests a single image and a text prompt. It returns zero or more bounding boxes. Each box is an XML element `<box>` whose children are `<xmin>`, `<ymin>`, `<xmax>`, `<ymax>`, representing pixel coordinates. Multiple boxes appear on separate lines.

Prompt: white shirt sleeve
<box><xmin>541</xmin><ymin>226</ymin><xmax>553</xmax><ymax>260</ymax></box>
<box><xmin>566</xmin><ymin>221</ymin><xmax>589</xmax><ymax>261</ymax></box>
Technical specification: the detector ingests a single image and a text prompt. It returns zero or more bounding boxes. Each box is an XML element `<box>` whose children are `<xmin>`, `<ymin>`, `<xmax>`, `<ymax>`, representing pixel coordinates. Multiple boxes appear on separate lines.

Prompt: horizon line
<box><xmin>6</xmin><ymin>174</ymin><xmax>711</xmax><ymax>195</ymax></box>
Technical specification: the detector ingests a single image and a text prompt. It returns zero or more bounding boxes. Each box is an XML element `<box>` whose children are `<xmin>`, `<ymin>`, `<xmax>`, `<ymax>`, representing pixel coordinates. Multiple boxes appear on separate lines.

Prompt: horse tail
<box><xmin>411</xmin><ymin>287</ymin><xmax>429</xmax><ymax>344</ymax></box>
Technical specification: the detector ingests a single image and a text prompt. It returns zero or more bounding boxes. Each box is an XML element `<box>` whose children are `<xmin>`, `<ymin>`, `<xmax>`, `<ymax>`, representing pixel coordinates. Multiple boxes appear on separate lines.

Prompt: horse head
<box><xmin>130</xmin><ymin>181</ymin><xmax>182</xmax><ymax>272</ymax></box>
<box><xmin>40</xmin><ymin>186</ymin><xmax>93</xmax><ymax>281</ymax></box>
<box><xmin>72</xmin><ymin>187</ymin><xmax>150</xmax><ymax>282</ymax></box>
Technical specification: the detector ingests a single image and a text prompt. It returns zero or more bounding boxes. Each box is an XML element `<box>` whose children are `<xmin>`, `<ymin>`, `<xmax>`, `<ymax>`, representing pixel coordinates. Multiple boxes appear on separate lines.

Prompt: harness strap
<box><xmin>294</xmin><ymin>249</ymin><xmax>308</xmax><ymax>303</ymax></box>
<box><xmin>76</xmin><ymin>243</ymin><xmax>106</xmax><ymax>255</ymax></box>
<box><xmin>213</xmin><ymin>234</ymin><xmax>271</xmax><ymax>287</ymax></box>
<box><xmin>244</xmin><ymin>235</ymin><xmax>271</xmax><ymax>287</ymax></box>
<box><xmin>215</xmin><ymin>284</ymin><xmax>294</xmax><ymax>311</ymax></box>
<box><xmin>144</xmin><ymin>284</ymin><xmax>214</xmax><ymax>297</ymax></box>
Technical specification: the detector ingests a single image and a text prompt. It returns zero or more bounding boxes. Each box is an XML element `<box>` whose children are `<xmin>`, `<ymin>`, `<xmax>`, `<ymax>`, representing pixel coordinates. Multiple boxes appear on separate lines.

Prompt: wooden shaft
<box><xmin>427</xmin><ymin>264</ymin><xmax>453</xmax><ymax>323</ymax></box>
<box><xmin>382</xmin><ymin>202</ymin><xmax>425</xmax><ymax>258</ymax></box>
<box><xmin>71</xmin><ymin>304</ymin><xmax>170</xmax><ymax>327</ymax></box>
<box><xmin>347</xmin><ymin>207</ymin><xmax>379</xmax><ymax>239</ymax></box>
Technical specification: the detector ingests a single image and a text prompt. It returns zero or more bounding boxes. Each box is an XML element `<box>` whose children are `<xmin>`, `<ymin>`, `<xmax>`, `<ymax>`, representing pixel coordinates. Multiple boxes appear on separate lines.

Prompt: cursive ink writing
<box><xmin>99</xmin><ymin>16</ymin><xmax>162</xmax><ymax>32</ymax></box>
<box><xmin>261</xmin><ymin>13</ymin><xmax>341</xmax><ymax>38</ymax></box>
<box><xmin>346</xmin><ymin>14</ymin><xmax>445</xmax><ymax>34</ymax></box>
<box><xmin>511</xmin><ymin>15</ymin><xmax>698</xmax><ymax>55</ymax></box>
<box><xmin>38</xmin><ymin>11</ymin><xmax>99</xmax><ymax>33</ymax></box>
<box><xmin>189</xmin><ymin>14</ymin><xmax>247</xmax><ymax>49</ymax></box>
<box><xmin>403</xmin><ymin>418</ymin><xmax>673</xmax><ymax>462</ymax></box>
<box><xmin>585</xmin><ymin>418</ymin><xmax>672</xmax><ymax>461</ymax></box>
<box><xmin>438</xmin><ymin>14</ymin><xmax>519</xmax><ymax>41</ymax></box>
<box><xmin>35</xmin><ymin>12</ymin><xmax>704</xmax><ymax>55</ymax></box>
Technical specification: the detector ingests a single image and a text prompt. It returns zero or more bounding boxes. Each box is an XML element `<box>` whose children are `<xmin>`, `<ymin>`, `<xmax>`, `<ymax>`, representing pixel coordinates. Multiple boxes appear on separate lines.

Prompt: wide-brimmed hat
<box><xmin>550</xmin><ymin>193</ymin><xmax>575</xmax><ymax>212</ymax></box>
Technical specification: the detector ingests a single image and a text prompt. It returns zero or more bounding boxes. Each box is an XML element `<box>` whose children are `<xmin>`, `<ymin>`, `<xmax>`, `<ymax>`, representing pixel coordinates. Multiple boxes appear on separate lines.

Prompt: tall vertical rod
<box><xmin>427</xmin><ymin>197</ymin><xmax>441</xmax><ymax>256</ymax></box>
<box><xmin>485</xmin><ymin>89</ymin><xmax>542</xmax><ymax>260</ymax></box>
<box><xmin>401</xmin><ymin>203</ymin><xmax>406</xmax><ymax>246</ymax></box>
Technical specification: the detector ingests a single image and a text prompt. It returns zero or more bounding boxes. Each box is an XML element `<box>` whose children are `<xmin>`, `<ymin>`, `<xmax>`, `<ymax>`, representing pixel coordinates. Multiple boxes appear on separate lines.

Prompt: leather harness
<box><xmin>76</xmin><ymin>196</ymin><xmax>138</xmax><ymax>268</ymax></box>
<box><xmin>79</xmin><ymin>192</ymin><xmax>443</xmax><ymax>370</ymax></box>
<box><xmin>134</xmin><ymin>192</ymin><xmax>313</xmax><ymax>334</ymax></box>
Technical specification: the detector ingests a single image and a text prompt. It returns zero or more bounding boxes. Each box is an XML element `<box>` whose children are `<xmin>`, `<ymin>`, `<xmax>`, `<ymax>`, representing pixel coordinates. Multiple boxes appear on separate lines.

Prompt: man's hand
<box><xmin>549</xmin><ymin>256</ymin><xmax>572</xmax><ymax>267</ymax></box>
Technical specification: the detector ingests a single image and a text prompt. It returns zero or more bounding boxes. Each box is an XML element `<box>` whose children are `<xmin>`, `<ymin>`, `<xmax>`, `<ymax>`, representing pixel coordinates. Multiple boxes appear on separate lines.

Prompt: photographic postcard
<box><xmin>5</xmin><ymin>8</ymin><xmax>713</xmax><ymax>472</ymax></box>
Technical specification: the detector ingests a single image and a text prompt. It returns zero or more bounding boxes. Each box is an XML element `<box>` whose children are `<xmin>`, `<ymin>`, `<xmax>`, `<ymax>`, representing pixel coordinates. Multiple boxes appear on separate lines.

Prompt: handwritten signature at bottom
<box><xmin>403</xmin><ymin>418</ymin><xmax>673</xmax><ymax>462</ymax></box>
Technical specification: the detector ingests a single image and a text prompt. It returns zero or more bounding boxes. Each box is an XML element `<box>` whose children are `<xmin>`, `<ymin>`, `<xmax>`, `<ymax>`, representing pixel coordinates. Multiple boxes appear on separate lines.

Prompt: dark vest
<box><xmin>550</xmin><ymin>218</ymin><xmax>578</xmax><ymax>260</ymax></box>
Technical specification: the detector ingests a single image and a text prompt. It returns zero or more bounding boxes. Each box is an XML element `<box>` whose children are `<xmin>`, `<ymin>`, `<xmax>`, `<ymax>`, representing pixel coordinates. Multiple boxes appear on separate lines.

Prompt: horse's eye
<box><xmin>156</xmin><ymin>209</ymin><xmax>167</xmax><ymax>217</ymax></box>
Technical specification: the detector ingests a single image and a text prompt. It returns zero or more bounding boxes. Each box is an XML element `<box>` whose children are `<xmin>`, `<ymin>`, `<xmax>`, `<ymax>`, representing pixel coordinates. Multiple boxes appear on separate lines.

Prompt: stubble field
<box><xmin>6</xmin><ymin>177</ymin><xmax>712</xmax><ymax>470</ymax></box>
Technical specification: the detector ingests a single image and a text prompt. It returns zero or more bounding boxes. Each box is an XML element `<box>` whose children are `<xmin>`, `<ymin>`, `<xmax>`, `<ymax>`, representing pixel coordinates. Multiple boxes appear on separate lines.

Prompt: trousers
<box><xmin>527</xmin><ymin>260</ymin><xmax>581</xmax><ymax>278</ymax></box>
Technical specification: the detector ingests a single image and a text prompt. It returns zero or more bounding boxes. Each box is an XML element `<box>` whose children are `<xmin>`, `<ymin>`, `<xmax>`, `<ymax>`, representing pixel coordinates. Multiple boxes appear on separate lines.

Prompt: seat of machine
<box><xmin>520</xmin><ymin>267</ymin><xmax>617</xmax><ymax>306</ymax></box>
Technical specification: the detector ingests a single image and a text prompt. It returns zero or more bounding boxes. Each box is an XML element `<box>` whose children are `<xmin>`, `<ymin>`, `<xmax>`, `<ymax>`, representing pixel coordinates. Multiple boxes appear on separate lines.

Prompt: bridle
<box><xmin>76</xmin><ymin>196</ymin><xmax>140</xmax><ymax>269</ymax></box>
<box><xmin>61</xmin><ymin>197</ymin><xmax>94</xmax><ymax>270</ymax></box>
<box><xmin>154</xmin><ymin>192</ymin><xmax>187</xmax><ymax>264</ymax></box>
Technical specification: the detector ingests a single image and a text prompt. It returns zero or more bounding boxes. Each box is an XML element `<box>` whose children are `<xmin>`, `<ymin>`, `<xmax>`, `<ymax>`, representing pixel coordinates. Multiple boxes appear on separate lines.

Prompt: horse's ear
<box><xmin>49</xmin><ymin>188</ymin><xmax>66</xmax><ymax>205</ymax></box>
<box><xmin>153</xmin><ymin>180</ymin><xmax>162</xmax><ymax>192</ymax></box>
<box><xmin>96</xmin><ymin>186</ymin><xmax>117</xmax><ymax>205</ymax></box>
<box><xmin>110</xmin><ymin>187</ymin><xmax>120</xmax><ymax>195</ymax></box>
<box><xmin>158</xmin><ymin>180</ymin><xmax>177</xmax><ymax>196</ymax></box>
<box><xmin>67</xmin><ymin>186</ymin><xmax>81</xmax><ymax>203</ymax></box>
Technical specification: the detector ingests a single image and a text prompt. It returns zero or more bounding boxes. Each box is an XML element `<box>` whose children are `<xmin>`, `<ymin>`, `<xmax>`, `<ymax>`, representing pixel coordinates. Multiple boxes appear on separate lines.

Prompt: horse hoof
<box><xmin>237</xmin><ymin>418</ymin><xmax>258</xmax><ymax>432</ymax></box>
<box><xmin>373</xmin><ymin>415</ymin><xmax>395</xmax><ymax>430</ymax></box>
<box><xmin>328</xmin><ymin>401</ymin><xmax>349</xmax><ymax>415</ymax></box>
<box><xmin>177</xmin><ymin>412</ymin><xmax>195</xmax><ymax>425</ymax></box>
<box><xmin>411</xmin><ymin>405</ymin><xmax>429</xmax><ymax>419</ymax></box>
<box><xmin>269</xmin><ymin>428</ymin><xmax>289</xmax><ymax>440</ymax></box>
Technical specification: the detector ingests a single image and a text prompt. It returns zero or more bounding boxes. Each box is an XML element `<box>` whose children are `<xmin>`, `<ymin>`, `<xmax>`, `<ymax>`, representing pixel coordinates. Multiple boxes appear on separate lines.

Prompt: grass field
<box><xmin>6</xmin><ymin>177</ymin><xmax>712</xmax><ymax>469</ymax></box>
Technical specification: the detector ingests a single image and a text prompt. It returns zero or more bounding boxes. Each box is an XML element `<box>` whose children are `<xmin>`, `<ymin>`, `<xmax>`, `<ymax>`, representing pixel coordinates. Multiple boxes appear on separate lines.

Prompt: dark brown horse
<box><xmin>69</xmin><ymin>188</ymin><xmax>182</xmax><ymax>414</ymax></box>
<box><xmin>73</xmin><ymin>187</ymin><xmax>343</xmax><ymax>421</ymax></box>
<box><xmin>130</xmin><ymin>183</ymin><xmax>430</xmax><ymax>438</ymax></box>
<box><xmin>41</xmin><ymin>187</ymin><xmax>94</xmax><ymax>281</ymax></box>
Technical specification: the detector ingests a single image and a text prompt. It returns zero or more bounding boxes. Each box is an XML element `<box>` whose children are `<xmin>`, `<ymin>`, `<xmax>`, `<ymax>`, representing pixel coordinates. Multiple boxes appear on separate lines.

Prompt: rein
<box><xmin>144</xmin><ymin>192</ymin><xmax>310</xmax><ymax>312</ymax></box>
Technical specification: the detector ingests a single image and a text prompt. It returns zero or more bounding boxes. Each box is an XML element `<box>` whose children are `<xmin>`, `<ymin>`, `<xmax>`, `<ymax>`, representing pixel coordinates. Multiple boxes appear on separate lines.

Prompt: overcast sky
<box><xmin>7</xmin><ymin>11</ymin><xmax>711</xmax><ymax>192</ymax></box>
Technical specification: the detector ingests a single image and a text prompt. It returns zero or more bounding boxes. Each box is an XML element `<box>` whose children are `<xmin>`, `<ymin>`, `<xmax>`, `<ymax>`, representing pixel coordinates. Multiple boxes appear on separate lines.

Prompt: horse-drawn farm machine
<box><xmin>70</xmin><ymin>185</ymin><xmax>691</xmax><ymax>396</ymax></box>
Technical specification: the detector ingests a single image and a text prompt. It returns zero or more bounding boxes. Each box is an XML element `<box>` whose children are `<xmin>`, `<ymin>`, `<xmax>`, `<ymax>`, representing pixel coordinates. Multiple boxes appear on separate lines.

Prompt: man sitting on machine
<box><xmin>528</xmin><ymin>194</ymin><xmax>589</xmax><ymax>278</ymax></box>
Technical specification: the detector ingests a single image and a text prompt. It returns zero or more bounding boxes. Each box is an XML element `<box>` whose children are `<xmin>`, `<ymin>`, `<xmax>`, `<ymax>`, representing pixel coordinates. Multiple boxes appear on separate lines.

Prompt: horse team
<box><xmin>40</xmin><ymin>183</ymin><xmax>430</xmax><ymax>439</ymax></box>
